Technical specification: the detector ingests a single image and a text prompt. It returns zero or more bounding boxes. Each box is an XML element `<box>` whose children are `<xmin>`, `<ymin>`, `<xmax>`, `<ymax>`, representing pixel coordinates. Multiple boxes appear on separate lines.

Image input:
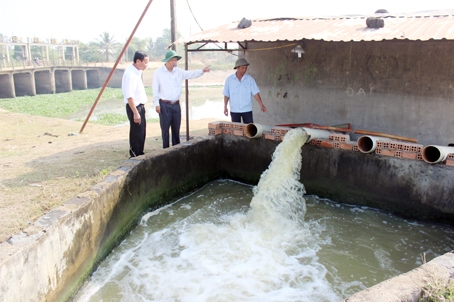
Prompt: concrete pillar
<box><xmin>0</xmin><ymin>73</ymin><xmax>15</xmax><ymax>98</ymax></box>
<box><xmin>13</xmin><ymin>72</ymin><xmax>36</xmax><ymax>96</ymax></box>
<box><xmin>86</xmin><ymin>69</ymin><xmax>100</xmax><ymax>88</ymax></box>
<box><xmin>54</xmin><ymin>69</ymin><xmax>72</xmax><ymax>93</ymax></box>
<box><xmin>35</xmin><ymin>70</ymin><xmax>55</xmax><ymax>94</ymax></box>
<box><xmin>71</xmin><ymin>69</ymin><xmax>87</xmax><ymax>90</ymax></box>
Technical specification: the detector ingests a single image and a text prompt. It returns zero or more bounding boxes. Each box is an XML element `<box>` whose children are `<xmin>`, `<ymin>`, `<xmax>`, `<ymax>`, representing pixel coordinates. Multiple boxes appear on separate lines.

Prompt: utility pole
<box><xmin>170</xmin><ymin>0</ymin><xmax>177</xmax><ymax>51</ymax></box>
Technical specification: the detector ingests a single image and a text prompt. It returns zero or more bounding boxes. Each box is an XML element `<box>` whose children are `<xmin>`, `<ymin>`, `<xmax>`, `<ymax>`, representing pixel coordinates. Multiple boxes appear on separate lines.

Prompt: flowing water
<box><xmin>74</xmin><ymin>128</ymin><xmax>454</xmax><ymax>301</ymax></box>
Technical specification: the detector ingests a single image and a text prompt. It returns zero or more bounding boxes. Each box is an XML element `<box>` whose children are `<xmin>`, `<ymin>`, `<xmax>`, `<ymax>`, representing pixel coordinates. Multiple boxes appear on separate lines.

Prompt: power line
<box><xmin>185</xmin><ymin>0</ymin><xmax>204</xmax><ymax>32</ymax></box>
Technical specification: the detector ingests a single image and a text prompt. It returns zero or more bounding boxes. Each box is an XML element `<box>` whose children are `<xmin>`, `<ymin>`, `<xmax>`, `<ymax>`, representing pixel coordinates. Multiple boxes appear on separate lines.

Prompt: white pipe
<box><xmin>357</xmin><ymin>135</ymin><xmax>393</xmax><ymax>154</ymax></box>
<box><xmin>244</xmin><ymin>123</ymin><xmax>272</xmax><ymax>138</ymax></box>
<box><xmin>422</xmin><ymin>145</ymin><xmax>454</xmax><ymax>164</ymax></box>
<box><xmin>301</xmin><ymin>127</ymin><xmax>331</xmax><ymax>142</ymax></box>
<box><xmin>244</xmin><ymin>124</ymin><xmax>334</xmax><ymax>141</ymax></box>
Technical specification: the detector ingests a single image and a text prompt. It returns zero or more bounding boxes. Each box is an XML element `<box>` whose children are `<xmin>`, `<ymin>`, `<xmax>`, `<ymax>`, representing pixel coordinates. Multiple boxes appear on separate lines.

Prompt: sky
<box><xmin>1</xmin><ymin>0</ymin><xmax>453</xmax><ymax>44</ymax></box>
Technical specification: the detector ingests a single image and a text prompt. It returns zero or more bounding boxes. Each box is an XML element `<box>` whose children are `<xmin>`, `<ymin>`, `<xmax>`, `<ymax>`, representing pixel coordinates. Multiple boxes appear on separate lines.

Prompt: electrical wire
<box><xmin>185</xmin><ymin>0</ymin><xmax>204</xmax><ymax>31</ymax></box>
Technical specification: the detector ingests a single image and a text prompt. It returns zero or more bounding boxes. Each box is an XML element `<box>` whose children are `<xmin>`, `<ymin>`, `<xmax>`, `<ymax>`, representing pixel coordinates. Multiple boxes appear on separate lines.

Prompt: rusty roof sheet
<box><xmin>177</xmin><ymin>13</ymin><xmax>454</xmax><ymax>44</ymax></box>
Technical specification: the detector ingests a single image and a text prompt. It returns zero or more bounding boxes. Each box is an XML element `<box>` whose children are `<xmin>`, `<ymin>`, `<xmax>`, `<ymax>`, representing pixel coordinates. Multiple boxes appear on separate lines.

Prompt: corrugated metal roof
<box><xmin>177</xmin><ymin>12</ymin><xmax>454</xmax><ymax>45</ymax></box>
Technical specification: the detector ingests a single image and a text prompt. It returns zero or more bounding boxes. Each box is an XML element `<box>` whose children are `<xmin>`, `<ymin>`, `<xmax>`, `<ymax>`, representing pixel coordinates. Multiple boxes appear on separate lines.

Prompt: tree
<box><xmin>153</xmin><ymin>29</ymin><xmax>172</xmax><ymax>59</ymax></box>
<box><xmin>97</xmin><ymin>32</ymin><xmax>117</xmax><ymax>62</ymax></box>
<box><xmin>79</xmin><ymin>42</ymin><xmax>103</xmax><ymax>63</ymax></box>
<box><xmin>144</xmin><ymin>38</ymin><xmax>154</xmax><ymax>56</ymax></box>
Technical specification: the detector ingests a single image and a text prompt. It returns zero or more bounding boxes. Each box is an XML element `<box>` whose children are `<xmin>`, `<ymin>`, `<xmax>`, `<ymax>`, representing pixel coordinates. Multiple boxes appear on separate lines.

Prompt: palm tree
<box><xmin>97</xmin><ymin>32</ymin><xmax>117</xmax><ymax>62</ymax></box>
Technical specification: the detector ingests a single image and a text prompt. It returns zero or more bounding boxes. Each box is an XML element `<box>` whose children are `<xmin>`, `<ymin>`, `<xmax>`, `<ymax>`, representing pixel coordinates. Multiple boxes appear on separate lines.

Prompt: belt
<box><xmin>160</xmin><ymin>99</ymin><xmax>179</xmax><ymax>104</ymax></box>
<box><xmin>136</xmin><ymin>103</ymin><xmax>144</xmax><ymax>107</ymax></box>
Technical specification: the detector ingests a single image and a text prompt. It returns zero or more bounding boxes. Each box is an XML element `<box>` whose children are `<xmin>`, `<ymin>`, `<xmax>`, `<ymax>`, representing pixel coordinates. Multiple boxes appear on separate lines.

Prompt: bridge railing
<box><xmin>0</xmin><ymin>59</ymin><xmax>110</xmax><ymax>71</ymax></box>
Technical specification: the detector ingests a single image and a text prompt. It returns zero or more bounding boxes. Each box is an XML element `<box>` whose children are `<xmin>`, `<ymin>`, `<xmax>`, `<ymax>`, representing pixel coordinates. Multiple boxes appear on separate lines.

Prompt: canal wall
<box><xmin>1</xmin><ymin>128</ymin><xmax>454</xmax><ymax>301</ymax></box>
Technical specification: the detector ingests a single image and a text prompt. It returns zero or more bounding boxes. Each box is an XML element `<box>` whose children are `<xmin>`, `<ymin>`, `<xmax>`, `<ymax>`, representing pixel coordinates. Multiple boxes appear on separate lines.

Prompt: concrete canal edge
<box><xmin>1</xmin><ymin>134</ymin><xmax>454</xmax><ymax>301</ymax></box>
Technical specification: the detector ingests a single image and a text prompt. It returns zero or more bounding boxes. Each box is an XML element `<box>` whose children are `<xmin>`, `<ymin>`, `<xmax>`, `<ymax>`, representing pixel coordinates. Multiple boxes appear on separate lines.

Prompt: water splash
<box><xmin>75</xmin><ymin>127</ymin><xmax>341</xmax><ymax>302</ymax></box>
<box><xmin>248</xmin><ymin>127</ymin><xmax>309</xmax><ymax>236</ymax></box>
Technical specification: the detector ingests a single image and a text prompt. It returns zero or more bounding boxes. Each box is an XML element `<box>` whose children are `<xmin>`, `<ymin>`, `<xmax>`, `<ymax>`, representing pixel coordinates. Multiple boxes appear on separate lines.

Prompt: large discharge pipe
<box><xmin>244</xmin><ymin>123</ymin><xmax>332</xmax><ymax>142</ymax></box>
<box><xmin>421</xmin><ymin>145</ymin><xmax>454</xmax><ymax>164</ymax></box>
<box><xmin>357</xmin><ymin>135</ymin><xmax>393</xmax><ymax>154</ymax></box>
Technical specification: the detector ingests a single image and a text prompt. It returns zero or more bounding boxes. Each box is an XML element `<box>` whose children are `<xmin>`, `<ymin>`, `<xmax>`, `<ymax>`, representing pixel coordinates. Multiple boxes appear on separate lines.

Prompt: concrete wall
<box><xmin>0</xmin><ymin>67</ymin><xmax>124</xmax><ymax>98</ymax></box>
<box><xmin>245</xmin><ymin>40</ymin><xmax>454</xmax><ymax>146</ymax></box>
<box><xmin>98</xmin><ymin>67</ymin><xmax>123</xmax><ymax>88</ymax></box>
<box><xmin>1</xmin><ymin>133</ymin><xmax>454</xmax><ymax>301</ymax></box>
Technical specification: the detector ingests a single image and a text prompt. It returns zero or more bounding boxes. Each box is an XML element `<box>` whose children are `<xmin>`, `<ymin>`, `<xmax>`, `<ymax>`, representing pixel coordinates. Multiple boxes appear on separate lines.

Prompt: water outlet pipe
<box><xmin>244</xmin><ymin>124</ymin><xmax>273</xmax><ymax>138</ymax></box>
<box><xmin>357</xmin><ymin>135</ymin><xmax>393</xmax><ymax>154</ymax></box>
<box><xmin>301</xmin><ymin>127</ymin><xmax>332</xmax><ymax>142</ymax></box>
<box><xmin>421</xmin><ymin>145</ymin><xmax>454</xmax><ymax>164</ymax></box>
<box><xmin>244</xmin><ymin>123</ymin><xmax>333</xmax><ymax>141</ymax></box>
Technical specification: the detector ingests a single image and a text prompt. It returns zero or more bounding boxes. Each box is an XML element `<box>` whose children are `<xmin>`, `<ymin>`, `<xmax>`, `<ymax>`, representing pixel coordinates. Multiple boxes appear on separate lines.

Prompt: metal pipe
<box><xmin>79</xmin><ymin>0</ymin><xmax>154</xmax><ymax>133</ymax></box>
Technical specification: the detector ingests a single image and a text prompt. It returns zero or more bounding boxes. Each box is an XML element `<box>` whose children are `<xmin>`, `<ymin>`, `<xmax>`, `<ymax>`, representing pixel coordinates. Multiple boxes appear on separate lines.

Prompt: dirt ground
<box><xmin>0</xmin><ymin>108</ymin><xmax>219</xmax><ymax>243</ymax></box>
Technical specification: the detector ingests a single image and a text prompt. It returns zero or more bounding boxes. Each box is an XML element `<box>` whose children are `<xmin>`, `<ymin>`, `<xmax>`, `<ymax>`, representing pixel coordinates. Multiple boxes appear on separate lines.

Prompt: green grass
<box><xmin>420</xmin><ymin>278</ymin><xmax>454</xmax><ymax>301</ymax></box>
<box><xmin>0</xmin><ymin>88</ymin><xmax>156</xmax><ymax>126</ymax></box>
<box><xmin>0</xmin><ymin>88</ymin><xmax>125</xmax><ymax>118</ymax></box>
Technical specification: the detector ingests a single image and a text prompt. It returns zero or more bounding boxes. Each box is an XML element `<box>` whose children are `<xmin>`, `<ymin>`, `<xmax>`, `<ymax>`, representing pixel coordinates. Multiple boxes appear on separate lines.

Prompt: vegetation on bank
<box><xmin>0</xmin><ymin>88</ymin><xmax>135</xmax><ymax>125</ymax></box>
<box><xmin>420</xmin><ymin>275</ymin><xmax>454</xmax><ymax>301</ymax></box>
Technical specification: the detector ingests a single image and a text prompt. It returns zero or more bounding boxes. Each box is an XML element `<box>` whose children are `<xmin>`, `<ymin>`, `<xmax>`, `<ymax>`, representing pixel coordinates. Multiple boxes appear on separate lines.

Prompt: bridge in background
<box><xmin>0</xmin><ymin>66</ymin><xmax>124</xmax><ymax>98</ymax></box>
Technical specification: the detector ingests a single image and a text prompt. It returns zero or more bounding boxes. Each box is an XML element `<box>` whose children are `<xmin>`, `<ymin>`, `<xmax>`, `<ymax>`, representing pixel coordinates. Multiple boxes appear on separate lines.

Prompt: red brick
<box><xmin>222</xmin><ymin>129</ymin><xmax>232</xmax><ymax>135</ymax></box>
<box><xmin>445</xmin><ymin>159</ymin><xmax>454</xmax><ymax>167</ymax></box>
<box><xmin>320</xmin><ymin>140</ymin><xmax>335</xmax><ymax>148</ymax></box>
<box><xmin>265</xmin><ymin>134</ymin><xmax>276</xmax><ymax>140</ymax></box>
<box><xmin>222</xmin><ymin>122</ymin><xmax>235</xmax><ymax>129</ymax></box>
<box><xmin>403</xmin><ymin>151</ymin><xmax>418</xmax><ymax>159</ymax></box>
<box><xmin>309</xmin><ymin>139</ymin><xmax>320</xmax><ymax>145</ymax></box>
<box><xmin>329</xmin><ymin>134</ymin><xmax>350</xmax><ymax>142</ymax></box>
<box><xmin>231</xmin><ymin>122</ymin><xmax>245</xmax><ymax>130</ymax></box>
<box><xmin>340</xmin><ymin>141</ymin><xmax>357</xmax><ymax>150</ymax></box>
<box><xmin>271</xmin><ymin>126</ymin><xmax>291</xmax><ymax>136</ymax></box>
<box><xmin>208</xmin><ymin>129</ymin><xmax>222</xmax><ymax>136</ymax></box>
<box><xmin>375</xmin><ymin>148</ymin><xmax>395</xmax><ymax>157</ymax></box>
<box><xmin>447</xmin><ymin>153</ymin><xmax>454</xmax><ymax>160</ymax></box>
<box><xmin>389</xmin><ymin>142</ymin><xmax>398</xmax><ymax>149</ymax></box>
<box><xmin>233</xmin><ymin>130</ymin><xmax>244</xmax><ymax>136</ymax></box>
<box><xmin>208</xmin><ymin>121</ymin><xmax>223</xmax><ymax>129</ymax></box>
<box><xmin>401</xmin><ymin>143</ymin><xmax>423</xmax><ymax>152</ymax></box>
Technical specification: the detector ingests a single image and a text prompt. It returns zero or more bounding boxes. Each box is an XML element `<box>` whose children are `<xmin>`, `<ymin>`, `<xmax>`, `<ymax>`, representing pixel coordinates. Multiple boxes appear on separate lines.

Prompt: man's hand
<box><xmin>133</xmin><ymin>112</ymin><xmax>141</xmax><ymax>124</ymax></box>
<box><xmin>155</xmin><ymin>106</ymin><xmax>161</xmax><ymax>114</ymax></box>
<box><xmin>202</xmin><ymin>65</ymin><xmax>211</xmax><ymax>73</ymax></box>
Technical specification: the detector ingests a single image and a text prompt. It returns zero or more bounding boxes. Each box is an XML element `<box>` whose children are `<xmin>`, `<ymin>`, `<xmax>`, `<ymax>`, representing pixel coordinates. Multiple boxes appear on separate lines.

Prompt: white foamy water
<box><xmin>74</xmin><ymin>128</ymin><xmax>454</xmax><ymax>301</ymax></box>
<box><xmin>75</xmin><ymin>128</ymin><xmax>342</xmax><ymax>301</ymax></box>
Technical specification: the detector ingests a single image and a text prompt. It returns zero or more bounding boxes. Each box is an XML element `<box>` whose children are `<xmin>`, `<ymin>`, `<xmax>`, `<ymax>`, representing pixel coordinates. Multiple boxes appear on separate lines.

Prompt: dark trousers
<box><xmin>126</xmin><ymin>104</ymin><xmax>146</xmax><ymax>157</ymax></box>
<box><xmin>159</xmin><ymin>101</ymin><xmax>181</xmax><ymax>149</ymax></box>
<box><xmin>231</xmin><ymin>111</ymin><xmax>253</xmax><ymax>124</ymax></box>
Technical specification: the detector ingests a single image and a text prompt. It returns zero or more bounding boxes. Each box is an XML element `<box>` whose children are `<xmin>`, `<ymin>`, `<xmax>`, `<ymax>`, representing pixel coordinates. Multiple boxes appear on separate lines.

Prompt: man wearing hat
<box><xmin>223</xmin><ymin>58</ymin><xmax>267</xmax><ymax>124</ymax></box>
<box><xmin>152</xmin><ymin>50</ymin><xmax>210</xmax><ymax>149</ymax></box>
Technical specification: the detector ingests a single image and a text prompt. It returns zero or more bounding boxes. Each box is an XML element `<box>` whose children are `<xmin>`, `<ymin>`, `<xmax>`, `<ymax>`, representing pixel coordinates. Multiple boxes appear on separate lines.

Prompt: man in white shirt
<box><xmin>122</xmin><ymin>50</ymin><xmax>149</xmax><ymax>157</ymax></box>
<box><xmin>152</xmin><ymin>50</ymin><xmax>210</xmax><ymax>148</ymax></box>
<box><xmin>223</xmin><ymin>58</ymin><xmax>267</xmax><ymax>123</ymax></box>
